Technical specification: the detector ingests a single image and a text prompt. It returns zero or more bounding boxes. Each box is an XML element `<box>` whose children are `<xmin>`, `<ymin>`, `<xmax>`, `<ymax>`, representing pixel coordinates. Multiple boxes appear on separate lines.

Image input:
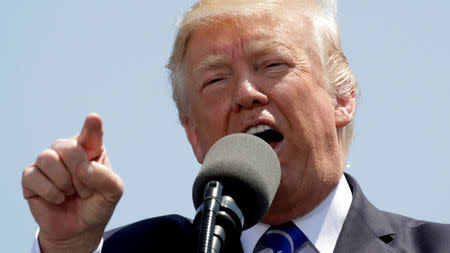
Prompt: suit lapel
<box><xmin>333</xmin><ymin>174</ymin><xmax>396</xmax><ymax>253</ymax></box>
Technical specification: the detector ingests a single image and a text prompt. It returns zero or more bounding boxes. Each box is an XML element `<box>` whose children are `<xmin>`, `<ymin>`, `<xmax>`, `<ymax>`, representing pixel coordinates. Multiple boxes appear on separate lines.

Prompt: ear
<box><xmin>335</xmin><ymin>96</ymin><xmax>356</xmax><ymax>128</ymax></box>
<box><xmin>182</xmin><ymin>117</ymin><xmax>204</xmax><ymax>163</ymax></box>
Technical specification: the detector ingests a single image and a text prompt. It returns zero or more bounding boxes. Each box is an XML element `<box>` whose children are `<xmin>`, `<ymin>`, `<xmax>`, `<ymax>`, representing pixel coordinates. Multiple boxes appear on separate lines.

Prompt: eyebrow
<box><xmin>247</xmin><ymin>40</ymin><xmax>295</xmax><ymax>59</ymax></box>
<box><xmin>194</xmin><ymin>54</ymin><xmax>228</xmax><ymax>75</ymax></box>
<box><xmin>248</xmin><ymin>40</ymin><xmax>307</xmax><ymax>69</ymax></box>
<box><xmin>193</xmin><ymin>40</ymin><xmax>301</xmax><ymax>75</ymax></box>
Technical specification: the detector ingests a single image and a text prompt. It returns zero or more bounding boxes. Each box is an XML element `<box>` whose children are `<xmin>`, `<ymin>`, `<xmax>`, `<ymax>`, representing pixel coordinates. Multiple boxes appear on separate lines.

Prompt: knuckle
<box><xmin>52</xmin><ymin>138</ymin><xmax>84</xmax><ymax>162</ymax></box>
<box><xmin>51</xmin><ymin>138</ymin><xmax>66</xmax><ymax>148</ymax></box>
<box><xmin>21</xmin><ymin>166</ymin><xmax>36</xmax><ymax>186</ymax></box>
<box><xmin>22</xmin><ymin>165</ymin><xmax>34</xmax><ymax>177</ymax></box>
<box><xmin>22</xmin><ymin>188</ymin><xmax>33</xmax><ymax>199</ymax></box>
<box><xmin>36</xmin><ymin>149</ymin><xmax>59</xmax><ymax>166</ymax></box>
<box><xmin>51</xmin><ymin>138</ymin><xmax>77</xmax><ymax>151</ymax></box>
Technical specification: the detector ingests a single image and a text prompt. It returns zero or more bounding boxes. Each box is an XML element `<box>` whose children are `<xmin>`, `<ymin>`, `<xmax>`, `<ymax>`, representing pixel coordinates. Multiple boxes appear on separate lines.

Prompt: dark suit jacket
<box><xmin>103</xmin><ymin>174</ymin><xmax>450</xmax><ymax>252</ymax></box>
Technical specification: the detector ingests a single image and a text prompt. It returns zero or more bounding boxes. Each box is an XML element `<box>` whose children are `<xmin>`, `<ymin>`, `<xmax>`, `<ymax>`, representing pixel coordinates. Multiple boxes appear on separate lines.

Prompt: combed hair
<box><xmin>166</xmin><ymin>0</ymin><xmax>359</xmax><ymax>155</ymax></box>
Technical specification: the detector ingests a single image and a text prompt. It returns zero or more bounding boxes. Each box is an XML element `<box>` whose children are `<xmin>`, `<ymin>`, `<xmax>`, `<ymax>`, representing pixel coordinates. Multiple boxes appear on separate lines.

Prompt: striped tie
<box><xmin>253</xmin><ymin>222</ymin><xmax>308</xmax><ymax>253</ymax></box>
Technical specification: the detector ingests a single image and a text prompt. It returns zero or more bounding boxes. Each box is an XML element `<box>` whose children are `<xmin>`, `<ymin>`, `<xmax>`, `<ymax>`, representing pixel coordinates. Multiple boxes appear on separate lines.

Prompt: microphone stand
<box><xmin>194</xmin><ymin>181</ymin><xmax>245</xmax><ymax>253</ymax></box>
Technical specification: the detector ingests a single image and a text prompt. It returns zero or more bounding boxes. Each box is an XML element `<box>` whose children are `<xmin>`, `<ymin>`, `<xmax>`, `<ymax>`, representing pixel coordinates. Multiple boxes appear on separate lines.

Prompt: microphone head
<box><xmin>192</xmin><ymin>133</ymin><xmax>281</xmax><ymax>229</ymax></box>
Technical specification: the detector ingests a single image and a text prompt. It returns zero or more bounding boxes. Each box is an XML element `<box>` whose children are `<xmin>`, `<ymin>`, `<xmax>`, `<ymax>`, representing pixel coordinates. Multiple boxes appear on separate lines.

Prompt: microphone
<box><xmin>192</xmin><ymin>133</ymin><xmax>281</xmax><ymax>253</ymax></box>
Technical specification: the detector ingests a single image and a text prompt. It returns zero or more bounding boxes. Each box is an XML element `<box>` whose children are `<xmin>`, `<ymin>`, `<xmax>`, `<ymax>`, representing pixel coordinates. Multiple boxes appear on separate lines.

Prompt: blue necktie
<box><xmin>253</xmin><ymin>222</ymin><xmax>308</xmax><ymax>253</ymax></box>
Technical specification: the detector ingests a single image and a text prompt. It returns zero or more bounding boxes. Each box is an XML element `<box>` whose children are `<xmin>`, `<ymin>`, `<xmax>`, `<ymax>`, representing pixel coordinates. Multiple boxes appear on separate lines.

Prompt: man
<box><xmin>22</xmin><ymin>0</ymin><xmax>450</xmax><ymax>252</ymax></box>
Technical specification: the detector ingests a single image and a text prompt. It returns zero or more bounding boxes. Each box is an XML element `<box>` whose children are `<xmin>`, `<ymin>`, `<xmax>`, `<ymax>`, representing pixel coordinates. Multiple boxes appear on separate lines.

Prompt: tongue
<box><xmin>266</xmin><ymin>140</ymin><xmax>281</xmax><ymax>150</ymax></box>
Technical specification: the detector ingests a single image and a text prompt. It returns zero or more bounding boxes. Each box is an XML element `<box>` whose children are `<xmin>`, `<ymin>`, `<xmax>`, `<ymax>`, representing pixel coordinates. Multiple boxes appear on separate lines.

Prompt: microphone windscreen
<box><xmin>192</xmin><ymin>133</ymin><xmax>281</xmax><ymax>229</ymax></box>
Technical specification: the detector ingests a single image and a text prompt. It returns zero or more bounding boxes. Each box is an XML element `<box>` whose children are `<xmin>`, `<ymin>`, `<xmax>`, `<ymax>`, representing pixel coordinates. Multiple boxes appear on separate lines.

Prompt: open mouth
<box><xmin>245</xmin><ymin>124</ymin><xmax>284</xmax><ymax>149</ymax></box>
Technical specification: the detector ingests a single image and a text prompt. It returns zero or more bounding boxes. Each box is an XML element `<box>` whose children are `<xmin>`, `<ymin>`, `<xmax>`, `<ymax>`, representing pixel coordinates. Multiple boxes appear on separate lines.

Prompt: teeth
<box><xmin>245</xmin><ymin>124</ymin><xmax>272</xmax><ymax>135</ymax></box>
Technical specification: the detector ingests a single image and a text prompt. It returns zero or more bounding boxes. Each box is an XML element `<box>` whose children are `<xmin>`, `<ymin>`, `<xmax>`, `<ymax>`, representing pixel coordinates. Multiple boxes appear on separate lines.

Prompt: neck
<box><xmin>262</xmin><ymin>152</ymin><xmax>346</xmax><ymax>225</ymax></box>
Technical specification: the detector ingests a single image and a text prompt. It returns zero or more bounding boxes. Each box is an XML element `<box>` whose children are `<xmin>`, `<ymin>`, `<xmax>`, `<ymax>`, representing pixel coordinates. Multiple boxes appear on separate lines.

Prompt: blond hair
<box><xmin>166</xmin><ymin>0</ymin><xmax>359</xmax><ymax>154</ymax></box>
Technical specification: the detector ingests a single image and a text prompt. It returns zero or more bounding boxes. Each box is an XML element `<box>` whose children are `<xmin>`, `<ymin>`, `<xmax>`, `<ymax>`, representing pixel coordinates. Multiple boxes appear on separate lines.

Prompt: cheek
<box><xmin>191</xmin><ymin>96</ymin><xmax>232</xmax><ymax>148</ymax></box>
<box><xmin>273</xmin><ymin>75</ymin><xmax>317</xmax><ymax>127</ymax></box>
<box><xmin>273</xmin><ymin>74</ymin><xmax>336</xmax><ymax>141</ymax></box>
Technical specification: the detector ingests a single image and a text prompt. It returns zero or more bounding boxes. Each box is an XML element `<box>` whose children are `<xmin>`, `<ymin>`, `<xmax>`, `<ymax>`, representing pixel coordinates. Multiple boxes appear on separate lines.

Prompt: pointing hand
<box><xmin>22</xmin><ymin>113</ymin><xmax>123</xmax><ymax>253</ymax></box>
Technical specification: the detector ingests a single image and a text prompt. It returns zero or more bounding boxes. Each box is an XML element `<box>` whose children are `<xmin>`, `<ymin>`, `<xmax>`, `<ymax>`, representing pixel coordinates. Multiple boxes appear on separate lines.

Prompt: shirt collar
<box><xmin>241</xmin><ymin>174</ymin><xmax>352</xmax><ymax>253</ymax></box>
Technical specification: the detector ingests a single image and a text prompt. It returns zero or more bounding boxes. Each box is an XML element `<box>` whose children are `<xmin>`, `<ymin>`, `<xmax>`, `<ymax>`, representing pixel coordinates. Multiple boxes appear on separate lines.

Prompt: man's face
<box><xmin>182</xmin><ymin>14</ymin><xmax>355</xmax><ymax>223</ymax></box>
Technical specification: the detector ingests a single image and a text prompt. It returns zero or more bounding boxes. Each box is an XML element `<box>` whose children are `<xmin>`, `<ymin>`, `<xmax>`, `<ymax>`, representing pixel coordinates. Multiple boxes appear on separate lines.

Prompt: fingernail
<box><xmin>55</xmin><ymin>193</ymin><xmax>65</xmax><ymax>205</ymax></box>
<box><xmin>78</xmin><ymin>187</ymin><xmax>93</xmax><ymax>199</ymax></box>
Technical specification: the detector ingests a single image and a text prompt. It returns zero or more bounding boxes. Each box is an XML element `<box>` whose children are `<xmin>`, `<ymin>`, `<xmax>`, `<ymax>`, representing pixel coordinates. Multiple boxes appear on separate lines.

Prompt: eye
<box><xmin>206</xmin><ymin>77</ymin><xmax>225</xmax><ymax>86</ymax></box>
<box><xmin>266</xmin><ymin>62</ymin><xmax>284</xmax><ymax>68</ymax></box>
<box><xmin>201</xmin><ymin>74</ymin><xmax>228</xmax><ymax>92</ymax></box>
<box><xmin>264</xmin><ymin>61</ymin><xmax>290</xmax><ymax>71</ymax></box>
<box><xmin>260</xmin><ymin>61</ymin><xmax>290</xmax><ymax>77</ymax></box>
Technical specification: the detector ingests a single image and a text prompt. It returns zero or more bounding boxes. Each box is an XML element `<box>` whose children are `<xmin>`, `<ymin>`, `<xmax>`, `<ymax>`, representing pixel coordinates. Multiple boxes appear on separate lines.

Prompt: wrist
<box><xmin>38</xmin><ymin>229</ymin><xmax>103</xmax><ymax>253</ymax></box>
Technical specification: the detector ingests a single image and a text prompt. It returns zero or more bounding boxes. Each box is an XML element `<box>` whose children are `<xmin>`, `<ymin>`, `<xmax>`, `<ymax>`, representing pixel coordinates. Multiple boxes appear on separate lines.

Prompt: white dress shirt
<box><xmin>31</xmin><ymin>175</ymin><xmax>352</xmax><ymax>253</ymax></box>
<box><xmin>241</xmin><ymin>175</ymin><xmax>352</xmax><ymax>253</ymax></box>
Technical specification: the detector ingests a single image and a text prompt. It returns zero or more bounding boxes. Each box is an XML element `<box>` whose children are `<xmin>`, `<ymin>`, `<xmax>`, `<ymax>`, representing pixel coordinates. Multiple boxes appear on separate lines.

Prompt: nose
<box><xmin>232</xmin><ymin>78</ymin><xmax>268</xmax><ymax>112</ymax></box>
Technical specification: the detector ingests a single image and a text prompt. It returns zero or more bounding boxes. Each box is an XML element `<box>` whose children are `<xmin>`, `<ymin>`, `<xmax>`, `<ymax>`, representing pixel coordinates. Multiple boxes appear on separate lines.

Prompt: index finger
<box><xmin>78</xmin><ymin>113</ymin><xmax>104</xmax><ymax>160</ymax></box>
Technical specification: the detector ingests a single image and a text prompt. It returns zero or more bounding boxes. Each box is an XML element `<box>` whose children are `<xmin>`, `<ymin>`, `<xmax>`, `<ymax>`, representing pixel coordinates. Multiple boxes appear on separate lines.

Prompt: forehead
<box><xmin>185</xmin><ymin>13</ymin><xmax>312</xmax><ymax>63</ymax></box>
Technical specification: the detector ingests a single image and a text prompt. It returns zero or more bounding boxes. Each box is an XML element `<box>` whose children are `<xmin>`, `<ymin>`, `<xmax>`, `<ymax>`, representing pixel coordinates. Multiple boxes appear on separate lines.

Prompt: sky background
<box><xmin>1</xmin><ymin>0</ymin><xmax>449</xmax><ymax>251</ymax></box>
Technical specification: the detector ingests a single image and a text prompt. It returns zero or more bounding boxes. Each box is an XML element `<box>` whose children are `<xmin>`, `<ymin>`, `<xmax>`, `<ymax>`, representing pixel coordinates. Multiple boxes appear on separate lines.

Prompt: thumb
<box><xmin>77</xmin><ymin>161</ymin><xmax>124</xmax><ymax>203</ymax></box>
<box><xmin>78</xmin><ymin>113</ymin><xmax>104</xmax><ymax>160</ymax></box>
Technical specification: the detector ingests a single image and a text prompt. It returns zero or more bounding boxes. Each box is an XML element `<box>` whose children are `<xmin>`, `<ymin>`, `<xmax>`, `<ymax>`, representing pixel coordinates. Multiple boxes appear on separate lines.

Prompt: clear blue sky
<box><xmin>1</xmin><ymin>1</ymin><xmax>449</xmax><ymax>251</ymax></box>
